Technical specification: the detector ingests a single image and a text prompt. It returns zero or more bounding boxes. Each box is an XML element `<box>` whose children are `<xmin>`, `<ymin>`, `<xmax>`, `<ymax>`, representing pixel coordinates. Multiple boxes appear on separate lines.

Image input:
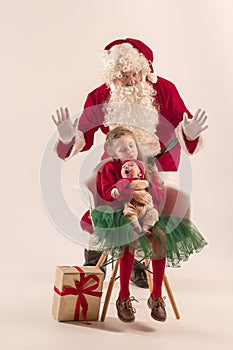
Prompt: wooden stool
<box><xmin>96</xmin><ymin>249</ymin><xmax>180</xmax><ymax>321</ymax></box>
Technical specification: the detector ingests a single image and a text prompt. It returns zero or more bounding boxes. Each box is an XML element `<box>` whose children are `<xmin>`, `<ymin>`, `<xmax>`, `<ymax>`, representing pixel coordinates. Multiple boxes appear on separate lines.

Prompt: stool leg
<box><xmin>163</xmin><ymin>273</ymin><xmax>180</xmax><ymax>319</ymax></box>
<box><xmin>144</xmin><ymin>258</ymin><xmax>153</xmax><ymax>293</ymax></box>
<box><xmin>100</xmin><ymin>257</ymin><xmax>120</xmax><ymax>322</ymax></box>
<box><xmin>96</xmin><ymin>248</ymin><xmax>109</xmax><ymax>268</ymax></box>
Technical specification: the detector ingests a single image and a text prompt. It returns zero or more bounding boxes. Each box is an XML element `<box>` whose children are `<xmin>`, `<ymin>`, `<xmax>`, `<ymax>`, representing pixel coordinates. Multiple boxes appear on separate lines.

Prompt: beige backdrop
<box><xmin>1</xmin><ymin>0</ymin><xmax>232</xmax><ymax>349</ymax></box>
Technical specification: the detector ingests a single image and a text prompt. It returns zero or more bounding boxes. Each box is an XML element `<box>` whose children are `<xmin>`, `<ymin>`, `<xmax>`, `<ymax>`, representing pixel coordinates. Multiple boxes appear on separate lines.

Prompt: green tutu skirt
<box><xmin>90</xmin><ymin>206</ymin><xmax>207</xmax><ymax>267</ymax></box>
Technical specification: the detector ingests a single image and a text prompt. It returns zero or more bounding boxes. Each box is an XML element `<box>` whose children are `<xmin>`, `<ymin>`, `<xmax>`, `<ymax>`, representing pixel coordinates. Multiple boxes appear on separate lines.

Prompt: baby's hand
<box><xmin>111</xmin><ymin>188</ymin><xmax>120</xmax><ymax>199</ymax></box>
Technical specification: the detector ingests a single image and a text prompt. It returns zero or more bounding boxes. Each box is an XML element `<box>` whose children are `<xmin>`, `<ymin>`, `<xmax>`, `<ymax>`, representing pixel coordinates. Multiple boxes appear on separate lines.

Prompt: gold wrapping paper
<box><xmin>52</xmin><ymin>266</ymin><xmax>104</xmax><ymax>322</ymax></box>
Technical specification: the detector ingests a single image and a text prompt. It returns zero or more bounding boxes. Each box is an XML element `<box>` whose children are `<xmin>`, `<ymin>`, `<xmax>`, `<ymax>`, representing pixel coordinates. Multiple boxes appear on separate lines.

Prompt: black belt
<box><xmin>147</xmin><ymin>134</ymin><xmax>178</xmax><ymax>165</ymax></box>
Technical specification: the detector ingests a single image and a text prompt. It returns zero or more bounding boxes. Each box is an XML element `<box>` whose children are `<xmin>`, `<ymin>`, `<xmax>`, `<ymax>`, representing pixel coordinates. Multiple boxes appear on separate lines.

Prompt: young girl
<box><xmin>91</xmin><ymin>126</ymin><xmax>207</xmax><ymax>323</ymax></box>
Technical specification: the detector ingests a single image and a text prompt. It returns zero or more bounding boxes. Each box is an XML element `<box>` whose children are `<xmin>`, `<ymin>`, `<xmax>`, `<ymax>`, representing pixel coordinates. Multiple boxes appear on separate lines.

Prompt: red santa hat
<box><xmin>121</xmin><ymin>158</ymin><xmax>145</xmax><ymax>178</ymax></box>
<box><xmin>104</xmin><ymin>38</ymin><xmax>157</xmax><ymax>83</ymax></box>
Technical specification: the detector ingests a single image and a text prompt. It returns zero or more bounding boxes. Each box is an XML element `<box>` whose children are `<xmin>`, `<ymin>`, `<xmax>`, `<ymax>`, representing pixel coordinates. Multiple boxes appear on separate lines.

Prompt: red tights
<box><xmin>151</xmin><ymin>257</ymin><xmax>166</xmax><ymax>299</ymax></box>
<box><xmin>119</xmin><ymin>247</ymin><xmax>135</xmax><ymax>300</ymax></box>
<box><xmin>119</xmin><ymin>247</ymin><xmax>166</xmax><ymax>300</ymax></box>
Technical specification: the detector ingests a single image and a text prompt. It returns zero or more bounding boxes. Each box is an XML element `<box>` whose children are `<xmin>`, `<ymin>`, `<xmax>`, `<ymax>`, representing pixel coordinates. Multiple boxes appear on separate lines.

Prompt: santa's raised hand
<box><xmin>182</xmin><ymin>109</ymin><xmax>209</xmax><ymax>140</ymax></box>
<box><xmin>52</xmin><ymin>107</ymin><xmax>78</xmax><ymax>144</ymax></box>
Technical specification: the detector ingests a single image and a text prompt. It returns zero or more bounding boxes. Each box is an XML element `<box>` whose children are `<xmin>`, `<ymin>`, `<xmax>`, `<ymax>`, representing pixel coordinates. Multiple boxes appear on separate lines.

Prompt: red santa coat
<box><xmin>56</xmin><ymin>77</ymin><xmax>199</xmax><ymax>171</ymax></box>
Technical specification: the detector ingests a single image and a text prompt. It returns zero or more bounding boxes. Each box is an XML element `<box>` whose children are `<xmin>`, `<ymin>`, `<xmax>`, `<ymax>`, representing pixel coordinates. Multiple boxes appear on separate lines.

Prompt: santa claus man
<box><xmin>52</xmin><ymin>38</ymin><xmax>208</xmax><ymax>289</ymax></box>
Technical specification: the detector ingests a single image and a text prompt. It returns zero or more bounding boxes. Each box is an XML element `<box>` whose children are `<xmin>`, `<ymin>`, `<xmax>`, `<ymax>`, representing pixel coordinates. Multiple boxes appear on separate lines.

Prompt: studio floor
<box><xmin>1</xmin><ymin>260</ymin><xmax>232</xmax><ymax>350</ymax></box>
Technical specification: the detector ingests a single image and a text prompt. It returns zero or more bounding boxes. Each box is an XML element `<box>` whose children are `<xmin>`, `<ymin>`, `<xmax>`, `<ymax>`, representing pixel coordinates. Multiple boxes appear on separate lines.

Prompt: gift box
<box><xmin>52</xmin><ymin>265</ymin><xmax>104</xmax><ymax>322</ymax></box>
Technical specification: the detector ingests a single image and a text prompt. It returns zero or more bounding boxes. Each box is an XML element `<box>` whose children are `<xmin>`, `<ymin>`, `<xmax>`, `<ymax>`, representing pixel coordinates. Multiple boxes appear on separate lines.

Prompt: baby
<box><xmin>111</xmin><ymin>158</ymin><xmax>159</xmax><ymax>236</ymax></box>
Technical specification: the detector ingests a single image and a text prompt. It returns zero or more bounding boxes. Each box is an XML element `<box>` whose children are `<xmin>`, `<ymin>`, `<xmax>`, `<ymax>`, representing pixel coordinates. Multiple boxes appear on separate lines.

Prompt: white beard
<box><xmin>104</xmin><ymin>81</ymin><xmax>161</xmax><ymax>156</ymax></box>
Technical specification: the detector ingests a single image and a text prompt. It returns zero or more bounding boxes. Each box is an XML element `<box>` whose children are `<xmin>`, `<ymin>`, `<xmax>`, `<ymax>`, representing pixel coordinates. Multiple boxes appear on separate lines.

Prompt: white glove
<box><xmin>182</xmin><ymin>109</ymin><xmax>209</xmax><ymax>140</ymax></box>
<box><xmin>52</xmin><ymin>107</ymin><xmax>79</xmax><ymax>144</ymax></box>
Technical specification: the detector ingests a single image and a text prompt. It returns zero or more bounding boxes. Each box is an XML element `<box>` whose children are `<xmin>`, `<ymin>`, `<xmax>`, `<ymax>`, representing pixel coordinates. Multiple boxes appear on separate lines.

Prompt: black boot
<box><xmin>83</xmin><ymin>249</ymin><xmax>106</xmax><ymax>275</ymax></box>
<box><xmin>130</xmin><ymin>260</ymin><xmax>149</xmax><ymax>288</ymax></box>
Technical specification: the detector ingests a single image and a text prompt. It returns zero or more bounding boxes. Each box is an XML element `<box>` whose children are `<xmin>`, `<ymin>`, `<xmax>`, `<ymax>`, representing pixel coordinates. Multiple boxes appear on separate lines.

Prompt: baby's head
<box><xmin>105</xmin><ymin>126</ymin><xmax>138</xmax><ymax>161</ymax></box>
<box><xmin>121</xmin><ymin>158</ymin><xmax>145</xmax><ymax>179</ymax></box>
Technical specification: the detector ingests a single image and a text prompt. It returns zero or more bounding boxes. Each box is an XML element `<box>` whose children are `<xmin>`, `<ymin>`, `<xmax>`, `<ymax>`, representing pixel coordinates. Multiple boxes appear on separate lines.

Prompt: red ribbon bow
<box><xmin>54</xmin><ymin>266</ymin><xmax>102</xmax><ymax>321</ymax></box>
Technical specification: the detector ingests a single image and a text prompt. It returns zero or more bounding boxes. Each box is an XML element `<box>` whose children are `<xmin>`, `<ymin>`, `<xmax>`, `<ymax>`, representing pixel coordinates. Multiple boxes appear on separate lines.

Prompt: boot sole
<box><xmin>151</xmin><ymin>314</ymin><xmax>166</xmax><ymax>322</ymax></box>
<box><xmin>117</xmin><ymin>314</ymin><xmax>135</xmax><ymax>323</ymax></box>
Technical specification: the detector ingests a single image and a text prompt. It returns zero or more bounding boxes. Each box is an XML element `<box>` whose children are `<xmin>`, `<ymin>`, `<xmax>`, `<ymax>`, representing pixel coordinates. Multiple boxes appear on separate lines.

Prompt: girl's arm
<box><xmin>97</xmin><ymin>162</ymin><xmax>119</xmax><ymax>201</ymax></box>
